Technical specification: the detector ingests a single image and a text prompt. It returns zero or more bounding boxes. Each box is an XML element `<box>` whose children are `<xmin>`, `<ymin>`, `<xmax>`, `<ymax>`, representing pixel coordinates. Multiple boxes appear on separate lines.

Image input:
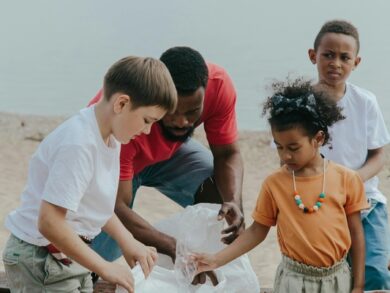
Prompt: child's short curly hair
<box><xmin>262</xmin><ymin>77</ymin><xmax>345</xmax><ymax>145</ymax></box>
<box><xmin>314</xmin><ymin>20</ymin><xmax>360</xmax><ymax>53</ymax></box>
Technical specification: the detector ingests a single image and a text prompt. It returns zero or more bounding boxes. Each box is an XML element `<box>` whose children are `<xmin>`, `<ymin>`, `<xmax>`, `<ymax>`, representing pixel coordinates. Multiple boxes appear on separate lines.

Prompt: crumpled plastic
<box><xmin>116</xmin><ymin>203</ymin><xmax>260</xmax><ymax>293</ymax></box>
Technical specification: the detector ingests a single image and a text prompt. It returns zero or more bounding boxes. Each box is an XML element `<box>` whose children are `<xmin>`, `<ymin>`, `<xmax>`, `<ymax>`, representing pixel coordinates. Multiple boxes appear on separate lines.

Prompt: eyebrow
<box><xmin>274</xmin><ymin>141</ymin><xmax>300</xmax><ymax>147</ymax></box>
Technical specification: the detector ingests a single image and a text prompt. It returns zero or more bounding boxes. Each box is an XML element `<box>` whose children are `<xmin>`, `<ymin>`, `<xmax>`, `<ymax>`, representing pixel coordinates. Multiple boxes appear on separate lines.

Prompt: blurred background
<box><xmin>1</xmin><ymin>0</ymin><xmax>389</xmax><ymax>130</ymax></box>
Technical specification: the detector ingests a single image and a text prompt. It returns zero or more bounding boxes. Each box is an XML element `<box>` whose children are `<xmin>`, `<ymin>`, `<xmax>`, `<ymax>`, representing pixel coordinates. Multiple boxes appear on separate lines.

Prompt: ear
<box><xmin>313</xmin><ymin>130</ymin><xmax>325</xmax><ymax>147</ymax></box>
<box><xmin>308</xmin><ymin>49</ymin><xmax>317</xmax><ymax>64</ymax></box>
<box><xmin>352</xmin><ymin>56</ymin><xmax>361</xmax><ymax>70</ymax></box>
<box><xmin>113</xmin><ymin>94</ymin><xmax>130</xmax><ymax>114</ymax></box>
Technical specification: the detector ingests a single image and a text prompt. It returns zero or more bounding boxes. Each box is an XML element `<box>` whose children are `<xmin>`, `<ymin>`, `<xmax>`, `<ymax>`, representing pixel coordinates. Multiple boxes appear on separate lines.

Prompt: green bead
<box><xmin>295</xmin><ymin>199</ymin><xmax>302</xmax><ymax>205</ymax></box>
<box><xmin>319</xmin><ymin>193</ymin><xmax>325</xmax><ymax>198</ymax></box>
<box><xmin>316</xmin><ymin>202</ymin><xmax>322</xmax><ymax>207</ymax></box>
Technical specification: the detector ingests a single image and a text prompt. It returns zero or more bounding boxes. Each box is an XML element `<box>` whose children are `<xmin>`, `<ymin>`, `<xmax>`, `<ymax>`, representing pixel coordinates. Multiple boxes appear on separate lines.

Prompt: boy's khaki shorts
<box><xmin>2</xmin><ymin>234</ymin><xmax>93</xmax><ymax>293</ymax></box>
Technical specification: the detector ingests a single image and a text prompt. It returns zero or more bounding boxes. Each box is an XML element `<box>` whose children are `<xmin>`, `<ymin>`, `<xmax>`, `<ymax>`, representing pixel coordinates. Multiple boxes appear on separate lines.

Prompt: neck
<box><xmin>94</xmin><ymin>100</ymin><xmax>113</xmax><ymax>145</ymax></box>
<box><xmin>293</xmin><ymin>153</ymin><xmax>324</xmax><ymax>177</ymax></box>
<box><xmin>314</xmin><ymin>81</ymin><xmax>346</xmax><ymax>102</ymax></box>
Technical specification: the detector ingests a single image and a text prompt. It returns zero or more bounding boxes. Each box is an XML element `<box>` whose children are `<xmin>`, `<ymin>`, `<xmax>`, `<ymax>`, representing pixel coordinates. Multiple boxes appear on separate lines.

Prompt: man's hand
<box><xmin>218</xmin><ymin>201</ymin><xmax>244</xmax><ymax>244</ymax></box>
<box><xmin>122</xmin><ymin>239</ymin><xmax>158</xmax><ymax>278</ymax></box>
<box><xmin>191</xmin><ymin>271</ymin><xmax>219</xmax><ymax>286</ymax></box>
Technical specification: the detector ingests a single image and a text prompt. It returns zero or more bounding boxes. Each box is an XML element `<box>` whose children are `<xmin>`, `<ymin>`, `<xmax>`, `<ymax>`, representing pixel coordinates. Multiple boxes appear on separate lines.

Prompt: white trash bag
<box><xmin>117</xmin><ymin>203</ymin><xmax>260</xmax><ymax>293</ymax></box>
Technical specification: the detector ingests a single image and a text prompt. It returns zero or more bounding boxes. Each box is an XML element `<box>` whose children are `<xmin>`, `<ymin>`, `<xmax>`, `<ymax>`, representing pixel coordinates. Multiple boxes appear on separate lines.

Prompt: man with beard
<box><xmin>89</xmin><ymin>47</ymin><xmax>244</xmax><ymax>284</ymax></box>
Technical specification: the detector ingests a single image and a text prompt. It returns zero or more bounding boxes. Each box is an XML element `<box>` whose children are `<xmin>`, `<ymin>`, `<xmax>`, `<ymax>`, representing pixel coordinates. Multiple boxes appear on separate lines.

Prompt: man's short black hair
<box><xmin>160</xmin><ymin>46</ymin><xmax>208</xmax><ymax>96</ymax></box>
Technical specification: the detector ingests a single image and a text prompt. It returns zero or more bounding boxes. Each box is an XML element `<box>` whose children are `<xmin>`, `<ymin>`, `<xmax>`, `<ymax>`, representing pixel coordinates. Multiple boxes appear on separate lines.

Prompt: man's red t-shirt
<box><xmin>89</xmin><ymin>63</ymin><xmax>238</xmax><ymax>180</ymax></box>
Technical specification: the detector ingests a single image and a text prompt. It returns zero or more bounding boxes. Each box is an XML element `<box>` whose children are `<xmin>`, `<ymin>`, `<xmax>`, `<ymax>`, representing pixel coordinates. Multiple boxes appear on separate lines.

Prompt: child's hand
<box><xmin>191</xmin><ymin>253</ymin><xmax>219</xmax><ymax>273</ymax></box>
<box><xmin>122</xmin><ymin>239</ymin><xmax>158</xmax><ymax>278</ymax></box>
<box><xmin>99</xmin><ymin>262</ymin><xmax>134</xmax><ymax>293</ymax></box>
<box><xmin>351</xmin><ymin>289</ymin><xmax>364</xmax><ymax>293</ymax></box>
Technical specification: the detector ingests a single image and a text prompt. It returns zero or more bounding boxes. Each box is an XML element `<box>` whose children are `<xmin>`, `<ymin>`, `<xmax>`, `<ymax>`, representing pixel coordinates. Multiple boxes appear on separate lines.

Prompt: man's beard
<box><xmin>158</xmin><ymin>121</ymin><xmax>195</xmax><ymax>142</ymax></box>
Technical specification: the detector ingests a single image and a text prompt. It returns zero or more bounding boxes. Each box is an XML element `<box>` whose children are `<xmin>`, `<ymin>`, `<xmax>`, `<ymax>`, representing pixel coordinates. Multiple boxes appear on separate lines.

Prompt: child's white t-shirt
<box><xmin>5</xmin><ymin>106</ymin><xmax>120</xmax><ymax>246</ymax></box>
<box><xmin>321</xmin><ymin>83</ymin><xmax>390</xmax><ymax>204</ymax></box>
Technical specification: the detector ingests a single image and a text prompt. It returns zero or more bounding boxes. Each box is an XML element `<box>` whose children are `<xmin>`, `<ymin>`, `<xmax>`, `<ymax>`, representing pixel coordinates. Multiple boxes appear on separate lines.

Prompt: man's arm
<box><xmin>210</xmin><ymin>142</ymin><xmax>244</xmax><ymax>243</ymax></box>
<box><xmin>356</xmin><ymin>147</ymin><xmax>385</xmax><ymax>182</ymax></box>
<box><xmin>114</xmin><ymin>180</ymin><xmax>177</xmax><ymax>261</ymax></box>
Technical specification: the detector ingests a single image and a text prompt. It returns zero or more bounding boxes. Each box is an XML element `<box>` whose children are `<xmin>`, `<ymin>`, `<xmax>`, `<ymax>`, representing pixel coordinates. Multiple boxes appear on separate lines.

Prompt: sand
<box><xmin>1</xmin><ymin>111</ymin><xmax>390</xmax><ymax>287</ymax></box>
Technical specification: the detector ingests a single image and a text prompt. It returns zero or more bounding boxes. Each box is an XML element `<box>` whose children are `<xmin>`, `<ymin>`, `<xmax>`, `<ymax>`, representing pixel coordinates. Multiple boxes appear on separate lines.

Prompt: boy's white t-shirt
<box><xmin>5</xmin><ymin>106</ymin><xmax>120</xmax><ymax>246</ymax></box>
<box><xmin>321</xmin><ymin>83</ymin><xmax>390</xmax><ymax>204</ymax></box>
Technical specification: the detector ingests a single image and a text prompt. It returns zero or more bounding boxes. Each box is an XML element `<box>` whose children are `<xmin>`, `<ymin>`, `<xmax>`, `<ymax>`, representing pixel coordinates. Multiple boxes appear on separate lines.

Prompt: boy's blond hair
<box><xmin>104</xmin><ymin>56</ymin><xmax>177</xmax><ymax>113</ymax></box>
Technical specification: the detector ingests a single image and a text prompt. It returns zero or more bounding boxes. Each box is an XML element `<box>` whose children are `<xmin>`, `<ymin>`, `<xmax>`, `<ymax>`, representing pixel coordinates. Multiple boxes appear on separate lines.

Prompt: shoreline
<box><xmin>1</xmin><ymin>111</ymin><xmax>390</xmax><ymax>287</ymax></box>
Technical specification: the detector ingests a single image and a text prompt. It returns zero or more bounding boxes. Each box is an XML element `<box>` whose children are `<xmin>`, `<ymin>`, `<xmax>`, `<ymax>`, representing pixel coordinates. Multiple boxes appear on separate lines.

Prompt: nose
<box><xmin>281</xmin><ymin>151</ymin><xmax>292</xmax><ymax>162</ymax></box>
<box><xmin>173</xmin><ymin>114</ymin><xmax>189</xmax><ymax>128</ymax></box>
<box><xmin>330</xmin><ymin>57</ymin><xmax>341</xmax><ymax>68</ymax></box>
<box><xmin>142</xmin><ymin>123</ymin><xmax>152</xmax><ymax>135</ymax></box>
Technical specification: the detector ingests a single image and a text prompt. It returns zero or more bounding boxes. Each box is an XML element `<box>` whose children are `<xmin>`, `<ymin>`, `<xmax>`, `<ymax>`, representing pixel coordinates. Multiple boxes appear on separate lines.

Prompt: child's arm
<box><xmin>102</xmin><ymin>213</ymin><xmax>158</xmax><ymax>277</ymax></box>
<box><xmin>356</xmin><ymin>147</ymin><xmax>385</xmax><ymax>181</ymax></box>
<box><xmin>38</xmin><ymin>200</ymin><xmax>135</xmax><ymax>293</ymax></box>
<box><xmin>347</xmin><ymin>211</ymin><xmax>365</xmax><ymax>292</ymax></box>
<box><xmin>193</xmin><ymin>221</ymin><xmax>270</xmax><ymax>272</ymax></box>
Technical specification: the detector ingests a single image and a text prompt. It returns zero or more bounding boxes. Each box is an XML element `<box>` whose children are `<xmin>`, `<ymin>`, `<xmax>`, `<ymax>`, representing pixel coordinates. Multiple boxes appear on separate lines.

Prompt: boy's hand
<box><xmin>122</xmin><ymin>239</ymin><xmax>158</xmax><ymax>278</ymax></box>
<box><xmin>99</xmin><ymin>262</ymin><xmax>134</xmax><ymax>293</ymax></box>
<box><xmin>218</xmin><ymin>202</ymin><xmax>245</xmax><ymax>244</ymax></box>
<box><xmin>192</xmin><ymin>253</ymin><xmax>219</xmax><ymax>273</ymax></box>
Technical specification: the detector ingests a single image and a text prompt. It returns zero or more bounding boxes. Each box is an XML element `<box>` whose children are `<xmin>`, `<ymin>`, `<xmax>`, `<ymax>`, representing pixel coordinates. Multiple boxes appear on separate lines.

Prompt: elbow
<box><xmin>38</xmin><ymin>210</ymin><xmax>50</xmax><ymax>236</ymax></box>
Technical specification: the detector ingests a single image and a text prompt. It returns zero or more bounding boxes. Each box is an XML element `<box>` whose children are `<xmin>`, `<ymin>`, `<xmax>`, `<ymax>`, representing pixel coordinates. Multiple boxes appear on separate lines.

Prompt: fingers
<box><xmin>221</xmin><ymin>222</ymin><xmax>240</xmax><ymax>235</ymax></box>
<box><xmin>206</xmin><ymin>271</ymin><xmax>219</xmax><ymax>286</ymax></box>
<box><xmin>191</xmin><ymin>272</ymin><xmax>206</xmax><ymax>285</ymax></box>
<box><xmin>138</xmin><ymin>257</ymin><xmax>151</xmax><ymax>278</ymax></box>
<box><xmin>217</xmin><ymin>204</ymin><xmax>229</xmax><ymax>220</ymax></box>
<box><xmin>221</xmin><ymin>232</ymin><xmax>238</xmax><ymax>244</ymax></box>
<box><xmin>118</xmin><ymin>278</ymin><xmax>134</xmax><ymax>293</ymax></box>
<box><xmin>149</xmin><ymin>246</ymin><xmax>158</xmax><ymax>262</ymax></box>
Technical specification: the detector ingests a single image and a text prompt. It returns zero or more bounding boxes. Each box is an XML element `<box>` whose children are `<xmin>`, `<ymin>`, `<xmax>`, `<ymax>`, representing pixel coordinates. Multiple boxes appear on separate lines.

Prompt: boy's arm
<box><xmin>102</xmin><ymin>213</ymin><xmax>157</xmax><ymax>277</ymax></box>
<box><xmin>194</xmin><ymin>221</ymin><xmax>270</xmax><ymax>272</ymax></box>
<box><xmin>115</xmin><ymin>180</ymin><xmax>177</xmax><ymax>261</ymax></box>
<box><xmin>38</xmin><ymin>200</ymin><xmax>135</xmax><ymax>292</ymax></box>
<box><xmin>357</xmin><ymin>147</ymin><xmax>385</xmax><ymax>182</ymax></box>
<box><xmin>347</xmin><ymin>211</ymin><xmax>365</xmax><ymax>292</ymax></box>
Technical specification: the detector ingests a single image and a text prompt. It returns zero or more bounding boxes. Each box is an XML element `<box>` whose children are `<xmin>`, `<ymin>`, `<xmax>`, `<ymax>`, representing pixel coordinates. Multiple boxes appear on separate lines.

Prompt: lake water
<box><xmin>1</xmin><ymin>0</ymin><xmax>389</xmax><ymax>130</ymax></box>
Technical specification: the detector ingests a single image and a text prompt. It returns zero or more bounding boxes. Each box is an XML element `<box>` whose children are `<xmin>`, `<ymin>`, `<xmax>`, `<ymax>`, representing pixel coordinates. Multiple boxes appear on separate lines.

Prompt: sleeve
<box><xmin>119</xmin><ymin>142</ymin><xmax>137</xmax><ymax>181</ymax></box>
<box><xmin>204</xmin><ymin>71</ymin><xmax>238</xmax><ymax>145</ymax></box>
<box><xmin>344</xmin><ymin>171</ymin><xmax>370</xmax><ymax>215</ymax></box>
<box><xmin>42</xmin><ymin>145</ymin><xmax>94</xmax><ymax>212</ymax></box>
<box><xmin>87</xmin><ymin>89</ymin><xmax>103</xmax><ymax>107</ymax></box>
<box><xmin>252</xmin><ymin>181</ymin><xmax>278</xmax><ymax>227</ymax></box>
<box><xmin>366</xmin><ymin>94</ymin><xmax>390</xmax><ymax>149</ymax></box>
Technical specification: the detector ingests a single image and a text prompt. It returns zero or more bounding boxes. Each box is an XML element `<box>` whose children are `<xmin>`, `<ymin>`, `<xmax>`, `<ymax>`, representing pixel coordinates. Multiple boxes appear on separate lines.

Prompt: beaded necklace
<box><xmin>292</xmin><ymin>159</ymin><xmax>326</xmax><ymax>213</ymax></box>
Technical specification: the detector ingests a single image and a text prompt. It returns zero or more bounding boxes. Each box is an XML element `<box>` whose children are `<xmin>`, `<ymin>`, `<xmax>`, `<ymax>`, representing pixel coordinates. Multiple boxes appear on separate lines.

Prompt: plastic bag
<box><xmin>116</xmin><ymin>203</ymin><xmax>260</xmax><ymax>293</ymax></box>
<box><xmin>117</xmin><ymin>264</ymin><xmax>226</xmax><ymax>293</ymax></box>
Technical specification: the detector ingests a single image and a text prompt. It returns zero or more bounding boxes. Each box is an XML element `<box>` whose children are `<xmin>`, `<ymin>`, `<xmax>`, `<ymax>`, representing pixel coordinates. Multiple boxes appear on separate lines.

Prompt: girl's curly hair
<box><xmin>262</xmin><ymin>77</ymin><xmax>345</xmax><ymax>145</ymax></box>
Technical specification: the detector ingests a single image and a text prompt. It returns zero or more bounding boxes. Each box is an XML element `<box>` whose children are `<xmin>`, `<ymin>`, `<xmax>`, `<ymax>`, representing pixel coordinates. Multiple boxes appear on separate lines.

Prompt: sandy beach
<box><xmin>1</xmin><ymin>111</ymin><xmax>390</xmax><ymax>288</ymax></box>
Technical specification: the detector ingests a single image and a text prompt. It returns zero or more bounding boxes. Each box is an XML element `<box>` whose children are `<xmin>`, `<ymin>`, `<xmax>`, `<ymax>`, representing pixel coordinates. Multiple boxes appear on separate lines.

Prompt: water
<box><xmin>1</xmin><ymin>0</ymin><xmax>389</xmax><ymax>130</ymax></box>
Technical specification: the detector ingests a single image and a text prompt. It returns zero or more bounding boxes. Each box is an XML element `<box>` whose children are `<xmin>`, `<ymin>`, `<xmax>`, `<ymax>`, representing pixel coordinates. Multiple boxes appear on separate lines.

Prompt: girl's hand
<box><xmin>191</xmin><ymin>253</ymin><xmax>219</xmax><ymax>273</ymax></box>
<box><xmin>122</xmin><ymin>239</ymin><xmax>158</xmax><ymax>278</ymax></box>
<box><xmin>99</xmin><ymin>262</ymin><xmax>134</xmax><ymax>293</ymax></box>
<box><xmin>351</xmin><ymin>288</ymin><xmax>364</xmax><ymax>293</ymax></box>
